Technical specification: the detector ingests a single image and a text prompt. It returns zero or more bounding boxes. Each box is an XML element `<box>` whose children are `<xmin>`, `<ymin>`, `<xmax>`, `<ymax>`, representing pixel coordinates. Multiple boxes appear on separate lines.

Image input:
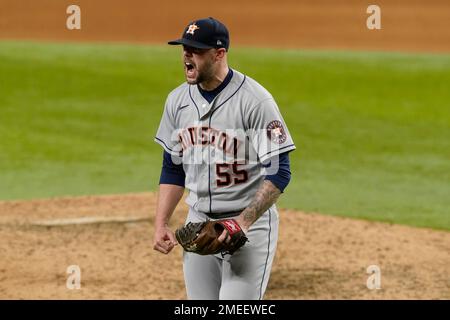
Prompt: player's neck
<box><xmin>199</xmin><ymin>65</ymin><xmax>230</xmax><ymax>91</ymax></box>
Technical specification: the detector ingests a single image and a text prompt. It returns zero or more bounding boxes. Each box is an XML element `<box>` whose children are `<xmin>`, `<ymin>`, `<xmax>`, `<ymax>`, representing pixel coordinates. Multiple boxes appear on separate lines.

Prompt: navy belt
<box><xmin>205</xmin><ymin>211</ymin><xmax>242</xmax><ymax>219</ymax></box>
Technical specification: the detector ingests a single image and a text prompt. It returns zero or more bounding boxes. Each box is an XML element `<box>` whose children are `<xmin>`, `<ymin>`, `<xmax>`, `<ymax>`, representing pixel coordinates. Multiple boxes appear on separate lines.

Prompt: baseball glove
<box><xmin>175</xmin><ymin>219</ymin><xmax>248</xmax><ymax>255</ymax></box>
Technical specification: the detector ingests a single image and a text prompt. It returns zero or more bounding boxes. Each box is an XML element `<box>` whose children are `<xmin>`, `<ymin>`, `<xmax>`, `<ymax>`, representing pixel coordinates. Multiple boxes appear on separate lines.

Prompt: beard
<box><xmin>186</xmin><ymin>60</ymin><xmax>215</xmax><ymax>85</ymax></box>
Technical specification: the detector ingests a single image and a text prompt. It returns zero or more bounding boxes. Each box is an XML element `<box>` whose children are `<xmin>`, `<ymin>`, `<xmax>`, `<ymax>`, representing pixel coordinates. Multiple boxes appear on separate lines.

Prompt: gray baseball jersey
<box><xmin>155</xmin><ymin>69</ymin><xmax>296</xmax><ymax>218</ymax></box>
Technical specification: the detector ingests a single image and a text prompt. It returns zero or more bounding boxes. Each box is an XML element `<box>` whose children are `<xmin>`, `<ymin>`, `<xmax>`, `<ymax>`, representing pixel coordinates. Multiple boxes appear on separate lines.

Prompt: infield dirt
<box><xmin>1</xmin><ymin>0</ymin><xmax>449</xmax><ymax>52</ymax></box>
<box><xmin>0</xmin><ymin>193</ymin><xmax>449</xmax><ymax>299</ymax></box>
<box><xmin>0</xmin><ymin>0</ymin><xmax>449</xmax><ymax>299</ymax></box>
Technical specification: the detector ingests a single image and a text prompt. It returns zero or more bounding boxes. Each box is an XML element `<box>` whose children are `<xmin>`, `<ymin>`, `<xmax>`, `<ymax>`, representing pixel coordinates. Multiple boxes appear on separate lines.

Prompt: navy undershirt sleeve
<box><xmin>159</xmin><ymin>151</ymin><xmax>186</xmax><ymax>187</ymax></box>
<box><xmin>264</xmin><ymin>152</ymin><xmax>292</xmax><ymax>193</ymax></box>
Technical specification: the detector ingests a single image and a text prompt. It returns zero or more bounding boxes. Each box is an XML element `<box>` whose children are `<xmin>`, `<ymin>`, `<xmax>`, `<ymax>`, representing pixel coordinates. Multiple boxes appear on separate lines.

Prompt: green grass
<box><xmin>0</xmin><ymin>41</ymin><xmax>449</xmax><ymax>230</ymax></box>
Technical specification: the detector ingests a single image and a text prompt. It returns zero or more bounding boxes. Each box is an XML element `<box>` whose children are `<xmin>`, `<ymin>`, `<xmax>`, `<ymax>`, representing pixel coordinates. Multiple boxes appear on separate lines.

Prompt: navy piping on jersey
<box><xmin>208</xmin><ymin>146</ymin><xmax>212</xmax><ymax>213</ymax></box>
<box><xmin>259</xmin><ymin>209</ymin><xmax>272</xmax><ymax>300</ymax></box>
<box><xmin>155</xmin><ymin>137</ymin><xmax>182</xmax><ymax>156</ymax></box>
<box><xmin>178</xmin><ymin>104</ymin><xmax>189</xmax><ymax>110</ymax></box>
<box><xmin>208</xmin><ymin>74</ymin><xmax>247</xmax><ymax>214</ymax></box>
<box><xmin>174</xmin><ymin>104</ymin><xmax>190</xmax><ymax>119</ymax></box>
<box><xmin>259</xmin><ymin>143</ymin><xmax>295</xmax><ymax>161</ymax></box>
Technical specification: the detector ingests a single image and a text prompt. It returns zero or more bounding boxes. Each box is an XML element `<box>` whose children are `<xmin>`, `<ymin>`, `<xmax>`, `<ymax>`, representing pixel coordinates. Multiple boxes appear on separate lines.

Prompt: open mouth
<box><xmin>185</xmin><ymin>62</ymin><xmax>194</xmax><ymax>70</ymax></box>
<box><xmin>185</xmin><ymin>62</ymin><xmax>196</xmax><ymax>77</ymax></box>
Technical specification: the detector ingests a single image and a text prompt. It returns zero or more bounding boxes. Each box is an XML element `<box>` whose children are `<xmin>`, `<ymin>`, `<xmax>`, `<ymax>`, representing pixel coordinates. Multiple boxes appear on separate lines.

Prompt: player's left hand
<box><xmin>218</xmin><ymin>219</ymin><xmax>248</xmax><ymax>243</ymax></box>
<box><xmin>175</xmin><ymin>219</ymin><xmax>248</xmax><ymax>255</ymax></box>
<box><xmin>233</xmin><ymin>216</ymin><xmax>250</xmax><ymax>234</ymax></box>
<box><xmin>218</xmin><ymin>229</ymin><xmax>231</xmax><ymax>243</ymax></box>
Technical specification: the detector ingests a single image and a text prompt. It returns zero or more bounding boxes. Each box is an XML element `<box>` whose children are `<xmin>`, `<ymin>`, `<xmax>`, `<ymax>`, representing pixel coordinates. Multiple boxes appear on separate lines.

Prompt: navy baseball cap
<box><xmin>168</xmin><ymin>17</ymin><xmax>230</xmax><ymax>51</ymax></box>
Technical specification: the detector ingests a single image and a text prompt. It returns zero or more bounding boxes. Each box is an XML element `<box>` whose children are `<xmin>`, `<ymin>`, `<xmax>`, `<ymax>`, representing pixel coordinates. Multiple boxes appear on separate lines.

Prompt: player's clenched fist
<box><xmin>153</xmin><ymin>225</ymin><xmax>178</xmax><ymax>254</ymax></box>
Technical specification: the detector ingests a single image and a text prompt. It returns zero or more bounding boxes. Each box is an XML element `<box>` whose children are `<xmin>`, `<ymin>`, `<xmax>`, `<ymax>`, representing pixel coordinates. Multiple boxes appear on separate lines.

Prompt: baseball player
<box><xmin>153</xmin><ymin>17</ymin><xmax>295</xmax><ymax>300</ymax></box>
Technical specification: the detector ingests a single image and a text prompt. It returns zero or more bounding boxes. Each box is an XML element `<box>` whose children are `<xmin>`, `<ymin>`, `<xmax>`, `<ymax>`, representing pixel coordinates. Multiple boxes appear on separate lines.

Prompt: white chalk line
<box><xmin>29</xmin><ymin>216</ymin><xmax>151</xmax><ymax>227</ymax></box>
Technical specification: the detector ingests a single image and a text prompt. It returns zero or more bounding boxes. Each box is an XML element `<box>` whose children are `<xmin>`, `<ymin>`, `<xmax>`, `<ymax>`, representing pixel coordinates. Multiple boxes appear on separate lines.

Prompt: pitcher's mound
<box><xmin>0</xmin><ymin>193</ymin><xmax>448</xmax><ymax>299</ymax></box>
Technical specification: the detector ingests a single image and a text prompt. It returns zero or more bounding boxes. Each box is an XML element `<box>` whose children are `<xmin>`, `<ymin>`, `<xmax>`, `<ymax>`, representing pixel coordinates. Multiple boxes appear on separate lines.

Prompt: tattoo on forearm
<box><xmin>242</xmin><ymin>180</ymin><xmax>281</xmax><ymax>225</ymax></box>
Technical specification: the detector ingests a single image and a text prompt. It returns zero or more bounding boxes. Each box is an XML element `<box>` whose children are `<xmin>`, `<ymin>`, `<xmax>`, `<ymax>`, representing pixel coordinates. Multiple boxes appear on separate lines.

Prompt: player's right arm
<box><xmin>153</xmin><ymin>150</ymin><xmax>186</xmax><ymax>254</ymax></box>
<box><xmin>153</xmin><ymin>183</ymin><xmax>184</xmax><ymax>254</ymax></box>
<box><xmin>153</xmin><ymin>94</ymin><xmax>185</xmax><ymax>254</ymax></box>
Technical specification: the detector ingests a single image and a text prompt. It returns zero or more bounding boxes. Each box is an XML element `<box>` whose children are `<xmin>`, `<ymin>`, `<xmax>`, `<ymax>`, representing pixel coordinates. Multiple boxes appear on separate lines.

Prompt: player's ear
<box><xmin>215</xmin><ymin>48</ymin><xmax>226</xmax><ymax>60</ymax></box>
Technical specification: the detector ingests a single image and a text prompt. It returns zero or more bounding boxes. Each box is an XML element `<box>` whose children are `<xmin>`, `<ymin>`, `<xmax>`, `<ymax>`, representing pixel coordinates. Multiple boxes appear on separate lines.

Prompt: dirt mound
<box><xmin>0</xmin><ymin>193</ymin><xmax>448</xmax><ymax>299</ymax></box>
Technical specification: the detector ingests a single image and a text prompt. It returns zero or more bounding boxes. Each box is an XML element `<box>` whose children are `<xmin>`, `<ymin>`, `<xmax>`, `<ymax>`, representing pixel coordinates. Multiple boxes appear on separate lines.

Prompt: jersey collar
<box><xmin>189</xmin><ymin>69</ymin><xmax>246</xmax><ymax>120</ymax></box>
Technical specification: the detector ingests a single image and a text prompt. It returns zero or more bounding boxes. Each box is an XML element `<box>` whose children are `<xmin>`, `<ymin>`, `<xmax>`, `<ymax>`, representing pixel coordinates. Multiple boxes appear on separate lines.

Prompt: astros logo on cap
<box><xmin>186</xmin><ymin>23</ymin><xmax>200</xmax><ymax>35</ymax></box>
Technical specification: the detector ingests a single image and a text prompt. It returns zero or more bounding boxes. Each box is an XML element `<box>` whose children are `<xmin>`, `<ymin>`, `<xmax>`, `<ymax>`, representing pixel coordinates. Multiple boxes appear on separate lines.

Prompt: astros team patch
<box><xmin>267</xmin><ymin>120</ymin><xmax>287</xmax><ymax>144</ymax></box>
